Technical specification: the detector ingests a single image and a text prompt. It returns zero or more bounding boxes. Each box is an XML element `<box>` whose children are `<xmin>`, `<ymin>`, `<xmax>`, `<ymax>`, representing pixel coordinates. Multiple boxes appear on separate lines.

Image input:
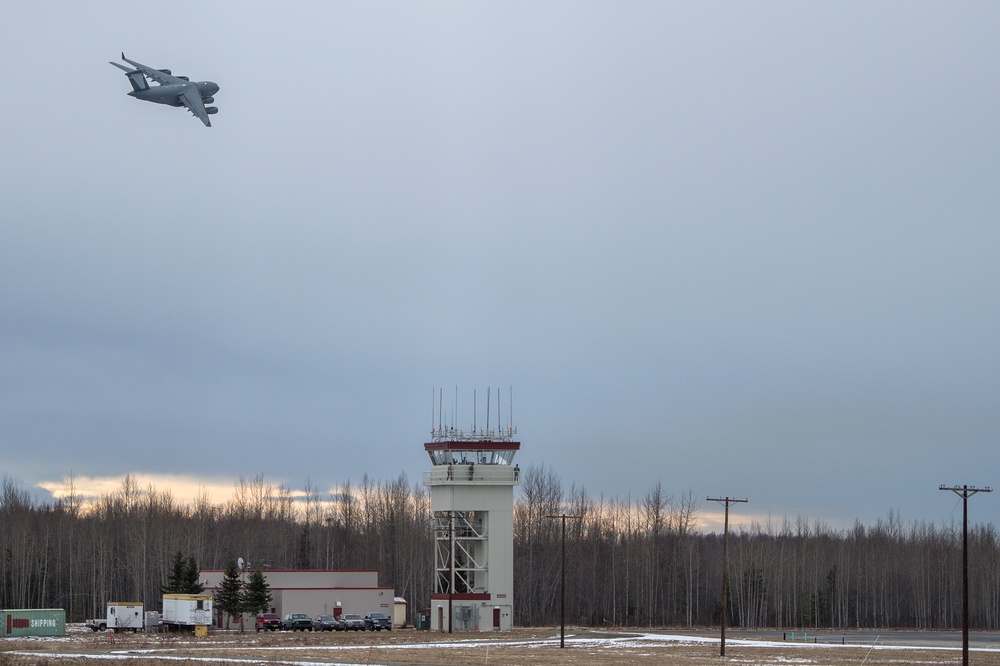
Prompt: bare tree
<box><xmin>2</xmin><ymin>472</ymin><xmax>998</xmax><ymax>631</ymax></box>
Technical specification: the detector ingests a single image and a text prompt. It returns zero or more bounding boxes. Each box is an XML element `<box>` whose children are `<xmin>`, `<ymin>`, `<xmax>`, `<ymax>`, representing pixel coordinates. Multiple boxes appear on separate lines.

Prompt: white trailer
<box><xmin>162</xmin><ymin>594</ymin><xmax>213</xmax><ymax>631</ymax></box>
<box><xmin>86</xmin><ymin>602</ymin><xmax>144</xmax><ymax>632</ymax></box>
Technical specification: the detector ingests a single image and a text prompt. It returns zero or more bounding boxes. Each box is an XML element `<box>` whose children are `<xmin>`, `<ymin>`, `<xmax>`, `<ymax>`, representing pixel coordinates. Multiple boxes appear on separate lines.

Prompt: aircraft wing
<box><xmin>119</xmin><ymin>53</ymin><xmax>186</xmax><ymax>86</ymax></box>
<box><xmin>108</xmin><ymin>60</ymin><xmax>134</xmax><ymax>74</ymax></box>
<box><xmin>179</xmin><ymin>86</ymin><xmax>212</xmax><ymax>127</ymax></box>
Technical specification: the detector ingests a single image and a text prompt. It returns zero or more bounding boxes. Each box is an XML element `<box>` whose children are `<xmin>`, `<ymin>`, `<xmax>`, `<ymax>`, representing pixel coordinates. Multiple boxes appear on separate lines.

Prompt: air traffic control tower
<box><xmin>423</xmin><ymin>418</ymin><xmax>520</xmax><ymax>631</ymax></box>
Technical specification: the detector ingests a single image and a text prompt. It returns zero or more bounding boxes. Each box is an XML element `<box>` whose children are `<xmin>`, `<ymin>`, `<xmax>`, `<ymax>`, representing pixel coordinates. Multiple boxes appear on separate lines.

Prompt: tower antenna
<box><xmin>486</xmin><ymin>387</ymin><xmax>491</xmax><ymax>433</ymax></box>
<box><xmin>438</xmin><ymin>387</ymin><xmax>443</xmax><ymax>433</ymax></box>
<box><xmin>473</xmin><ymin>389</ymin><xmax>477</xmax><ymax>432</ymax></box>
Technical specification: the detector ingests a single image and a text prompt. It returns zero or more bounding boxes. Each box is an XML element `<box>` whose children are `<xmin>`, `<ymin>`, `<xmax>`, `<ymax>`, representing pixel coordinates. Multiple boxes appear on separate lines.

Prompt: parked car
<box><xmin>364</xmin><ymin>612</ymin><xmax>392</xmax><ymax>631</ymax></box>
<box><xmin>339</xmin><ymin>613</ymin><xmax>366</xmax><ymax>631</ymax></box>
<box><xmin>255</xmin><ymin>613</ymin><xmax>281</xmax><ymax>632</ymax></box>
<box><xmin>313</xmin><ymin>614</ymin><xmax>337</xmax><ymax>631</ymax></box>
<box><xmin>282</xmin><ymin>613</ymin><xmax>314</xmax><ymax>631</ymax></box>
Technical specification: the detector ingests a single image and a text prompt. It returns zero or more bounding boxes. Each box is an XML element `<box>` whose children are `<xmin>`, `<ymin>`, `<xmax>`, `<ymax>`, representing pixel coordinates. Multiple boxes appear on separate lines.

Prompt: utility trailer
<box><xmin>86</xmin><ymin>602</ymin><xmax>144</xmax><ymax>632</ymax></box>
<box><xmin>162</xmin><ymin>594</ymin><xmax>213</xmax><ymax>634</ymax></box>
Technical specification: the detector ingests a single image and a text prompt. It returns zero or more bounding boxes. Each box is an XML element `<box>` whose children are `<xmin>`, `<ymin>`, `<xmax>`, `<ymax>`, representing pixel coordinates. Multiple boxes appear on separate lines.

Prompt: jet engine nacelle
<box><xmin>206</xmin><ymin>107</ymin><xmax>219</xmax><ymax>115</ymax></box>
<box><xmin>177</xmin><ymin>76</ymin><xmax>189</xmax><ymax>81</ymax></box>
<box><xmin>158</xmin><ymin>69</ymin><xmax>172</xmax><ymax>75</ymax></box>
<box><xmin>203</xmin><ymin>97</ymin><xmax>215</xmax><ymax>104</ymax></box>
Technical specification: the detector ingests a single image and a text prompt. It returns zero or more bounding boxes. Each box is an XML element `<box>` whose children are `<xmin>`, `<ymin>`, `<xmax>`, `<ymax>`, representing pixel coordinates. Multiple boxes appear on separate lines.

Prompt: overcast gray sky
<box><xmin>2</xmin><ymin>2</ymin><xmax>999</xmax><ymax>530</ymax></box>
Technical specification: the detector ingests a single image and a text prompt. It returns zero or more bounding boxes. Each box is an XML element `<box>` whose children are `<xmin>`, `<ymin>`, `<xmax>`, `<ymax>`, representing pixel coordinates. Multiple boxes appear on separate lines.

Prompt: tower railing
<box><xmin>423</xmin><ymin>466</ymin><xmax>521</xmax><ymax>486</ymax></box>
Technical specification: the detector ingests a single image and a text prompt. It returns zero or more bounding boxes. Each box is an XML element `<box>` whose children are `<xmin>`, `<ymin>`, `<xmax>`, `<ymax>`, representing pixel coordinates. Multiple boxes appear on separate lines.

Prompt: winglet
<box><xmin>122</xmin><ymin>52</ymin><xmax>126</xmax><ymax>60</ymax></box>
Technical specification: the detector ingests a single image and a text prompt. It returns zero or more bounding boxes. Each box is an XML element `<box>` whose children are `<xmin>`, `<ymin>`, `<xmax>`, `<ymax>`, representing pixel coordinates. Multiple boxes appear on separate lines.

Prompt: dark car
<box><xmin>364</xmin><ymin>612</ymin><xmax>392</xmax><ymax>631</ymax></box>
<box><xmin>282</xmin><ymin>613</ymin><xmax>313</xmax><ymax>631</ymax></box>
<box><xmin>339</xmin><ymin>613</ymin><xmax>366</xmax><ymax>631</ymax></box>
<box><xmin>255</xmin><ymin>613</ymin><xmax>281</xmax><ymax>632</ymax></box>
<box><xmin>312</xmin><ymin>614</ymin><xmax>337</xmax><ymax>631</ymax></box>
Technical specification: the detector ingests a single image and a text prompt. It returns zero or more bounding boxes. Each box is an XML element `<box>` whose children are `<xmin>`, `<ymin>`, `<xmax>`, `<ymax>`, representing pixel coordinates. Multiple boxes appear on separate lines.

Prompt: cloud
<box><xmin>35</xmin><ymin>473</ymin><xmax>350</xmax><ymax>509</ymax></box>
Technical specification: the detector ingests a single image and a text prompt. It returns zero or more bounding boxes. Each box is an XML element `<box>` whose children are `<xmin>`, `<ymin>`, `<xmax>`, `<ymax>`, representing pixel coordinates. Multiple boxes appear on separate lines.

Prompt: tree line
<box><xmin>1</xmin><ymin>468</ymin><xmax>997</xmax><ymax>629</ymax></box>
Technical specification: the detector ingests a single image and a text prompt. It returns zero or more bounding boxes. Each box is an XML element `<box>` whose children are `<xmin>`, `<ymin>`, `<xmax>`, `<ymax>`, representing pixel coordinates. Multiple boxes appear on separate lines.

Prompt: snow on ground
<box><xmin>8</xmin><ymin>627</ymin><xmax>1000</xmax><ymax>665</ymax></box>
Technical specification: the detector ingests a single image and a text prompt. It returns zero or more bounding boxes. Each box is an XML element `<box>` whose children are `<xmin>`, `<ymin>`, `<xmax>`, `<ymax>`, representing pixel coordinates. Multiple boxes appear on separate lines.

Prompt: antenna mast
<box><xmin>428</xmin><ymin>387</ymin><xmax>517</xmax><ymax>442</ymax></box>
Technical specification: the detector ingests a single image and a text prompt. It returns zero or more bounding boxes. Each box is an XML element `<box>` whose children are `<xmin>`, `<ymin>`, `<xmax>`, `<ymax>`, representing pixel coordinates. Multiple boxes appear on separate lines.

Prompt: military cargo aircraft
<box><xmin>110</xmin><ymin>53</ymin><xmax>219</xmax><ymax>127</ymax></box>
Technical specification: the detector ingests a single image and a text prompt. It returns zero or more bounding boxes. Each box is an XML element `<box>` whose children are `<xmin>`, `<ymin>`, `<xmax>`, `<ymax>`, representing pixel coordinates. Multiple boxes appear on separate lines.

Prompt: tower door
<box><xmin>493</xmin><ymin>607</ymin><xmax>500</xmax><ymax>629</ymax></box>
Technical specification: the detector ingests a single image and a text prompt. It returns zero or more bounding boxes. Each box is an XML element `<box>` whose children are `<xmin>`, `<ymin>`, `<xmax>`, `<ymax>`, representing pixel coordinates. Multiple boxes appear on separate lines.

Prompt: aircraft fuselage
<box><xmin>129</xmin><ymin>81</ymin><xmax>219</xmax><ymax>107</ymax></box>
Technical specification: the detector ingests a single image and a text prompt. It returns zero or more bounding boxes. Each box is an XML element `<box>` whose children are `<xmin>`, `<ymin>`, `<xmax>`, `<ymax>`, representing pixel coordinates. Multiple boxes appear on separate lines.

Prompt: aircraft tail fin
<box><xmin>110</xmin><ymin>61</ymin><xmax>149</xmax><ymax>92</ymax></box>
<box><xmin>110</xmin><ymin>54</ymin><xmax>149</xmax><ymax>92</ymax></box>
<box><xmin>124</xmin><ymin>71</ymin><xmax>149</xmax><ymax>92</ymax></box>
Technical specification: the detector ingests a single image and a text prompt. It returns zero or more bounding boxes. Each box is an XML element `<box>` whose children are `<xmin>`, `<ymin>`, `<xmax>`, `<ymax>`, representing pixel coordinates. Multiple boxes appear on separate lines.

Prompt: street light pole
<box><xmin>940</xmin><ymin>484</ymin><xmax>991</xmax><ymax>666</ymax></box>
<box><xmin>546</xmin><ymin>513</ymin><xmax>579</xmax><ymax>648</ymax></box>
<box><xmin>707</xmin><ymin>496</ymin><xmax>747</xmax><ymax>657</ymax></box>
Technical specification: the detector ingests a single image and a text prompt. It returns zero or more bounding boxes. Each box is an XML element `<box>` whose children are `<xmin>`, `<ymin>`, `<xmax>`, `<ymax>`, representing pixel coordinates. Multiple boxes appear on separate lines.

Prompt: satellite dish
<box><xmin>237</xmin><ymin>557</ymin><xmax>245</xmax><ymax>571</ymax></box>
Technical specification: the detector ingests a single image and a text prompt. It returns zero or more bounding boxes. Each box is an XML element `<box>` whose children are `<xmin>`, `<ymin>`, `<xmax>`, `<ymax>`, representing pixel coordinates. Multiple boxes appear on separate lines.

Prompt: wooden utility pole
<box><xmin>940</xmin><ymin>485</ymin><xmax>991</xmax><ymax>666</ymax></box>
<box><xmin>707</xmin><ymin>496</ymin><xmax>747</xmax><ymax>657</ymax></box>
<box><xmin>546</xmin><ymin>513</ymin><xmax>579</xmax><ymax>648</ymax></box>
<box><xmin>449</xmin><ymin>510</ymin><xmax>454</xmax><ymax>634</ymax></box>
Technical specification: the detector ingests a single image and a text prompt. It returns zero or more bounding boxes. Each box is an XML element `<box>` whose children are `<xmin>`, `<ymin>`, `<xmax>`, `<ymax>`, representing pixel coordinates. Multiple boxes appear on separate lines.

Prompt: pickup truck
<box><xmin>282</xmin><ymin>613</ymin><xmax>314</xmax><ymax>631</ymax></box>
<box><xmin>85</xmin><ymin>618</ymin><xmax>108</xmax><ymax>632</ymax></box>
<box><xmin>255</xmin><ymin>613</ymin><xmax>281</xmax><ymax>632</ymax></box>
<box><xmin>364</xmin><ymin>612</ymin><xmax>392</xmax><ymax>631</ymax></box>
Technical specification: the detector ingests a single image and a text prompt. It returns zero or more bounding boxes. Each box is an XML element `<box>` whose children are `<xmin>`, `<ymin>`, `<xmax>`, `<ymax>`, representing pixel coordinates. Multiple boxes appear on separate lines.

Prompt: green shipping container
<box><xmin>1</xmin><ymin>609</ymin><xmax>66</xmax><ymax>637</ymax></box>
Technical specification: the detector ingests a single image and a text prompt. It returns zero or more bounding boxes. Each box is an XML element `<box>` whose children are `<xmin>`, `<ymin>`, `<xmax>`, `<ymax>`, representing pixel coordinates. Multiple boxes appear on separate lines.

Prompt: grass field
<box><xmin>3</xmin><ymin>625</ymin><xmax>1000</xmax><ymax>665</ymax></box>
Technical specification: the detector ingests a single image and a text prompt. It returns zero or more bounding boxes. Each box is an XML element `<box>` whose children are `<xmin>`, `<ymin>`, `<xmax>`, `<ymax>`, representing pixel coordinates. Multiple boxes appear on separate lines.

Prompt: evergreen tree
<box><xmin>182</xmin><ymin>556</ymin><xmax>204</xmax><ymax>594</ymax></box>
<box><xmin>213</xmin><ymin>561</ymin><xmax>243</xmax><ymax>630</ymax></box>
<box><xmin>161</xmin><ymin>551</ymin><xmax>186</xmax><ymax>594</ymax></box>
<box><xmin>242</xmin><ymin>569</ymin><xmax>272</xmax><ymax>618</ymax></box>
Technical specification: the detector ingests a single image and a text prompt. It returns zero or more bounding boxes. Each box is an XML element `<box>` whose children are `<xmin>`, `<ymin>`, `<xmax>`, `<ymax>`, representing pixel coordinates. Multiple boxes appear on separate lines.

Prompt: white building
<box><xmin>423</xmin><ymin>428</ymin><xmax>520</xmax><ymax>631</ymax></box>
<box><xmin>201</xmin><ymin>569</ymin><xmax>396</xmax><ymax>626</ymax></box>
